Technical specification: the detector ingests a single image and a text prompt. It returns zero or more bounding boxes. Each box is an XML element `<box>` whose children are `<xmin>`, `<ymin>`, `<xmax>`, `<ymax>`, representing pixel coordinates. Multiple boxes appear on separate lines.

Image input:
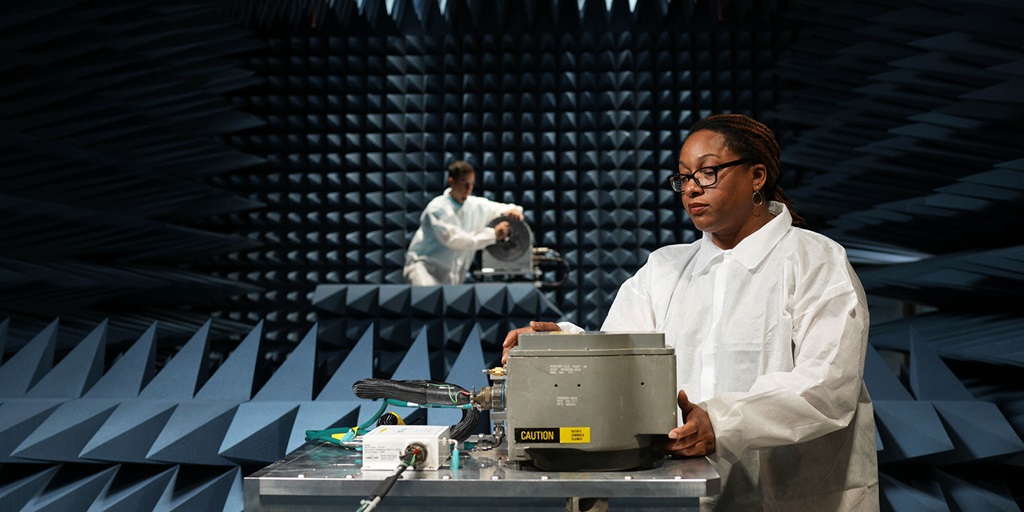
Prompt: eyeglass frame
<box><xmin>666</xmin><ymin>158</ymin><xmax>750</xmax><ymax>192</ymax></box>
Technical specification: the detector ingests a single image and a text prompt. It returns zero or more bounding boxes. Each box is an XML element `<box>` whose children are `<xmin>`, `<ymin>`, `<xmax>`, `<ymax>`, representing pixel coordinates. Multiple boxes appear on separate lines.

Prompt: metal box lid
<box><xmin>515</xmin><ymin>331</ymin><xmax>671</xmax><ymax>356</ymax></box>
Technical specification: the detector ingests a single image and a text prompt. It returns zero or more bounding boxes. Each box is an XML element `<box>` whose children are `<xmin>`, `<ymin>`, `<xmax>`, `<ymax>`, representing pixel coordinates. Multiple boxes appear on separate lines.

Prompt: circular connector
<box><xmin>403</xmin><ymin>442</ymin><xmax>428</xmax><ymax>469</ymax></box>
<box><xmin>490</xmin><ymin>381</ymin><xmax>505</xmax><ymax>412</ymax></box>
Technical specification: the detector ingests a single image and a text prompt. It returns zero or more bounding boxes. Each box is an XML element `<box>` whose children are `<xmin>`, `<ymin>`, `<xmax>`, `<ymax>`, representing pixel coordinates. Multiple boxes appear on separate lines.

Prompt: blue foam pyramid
<box><xmin>0</xmin><ymin>319</ymin><xmax>58</xmax><ymax>397</ymax></box>
<box><xmin>908</xmin><ymin>328</ymin><xmax>974</xmax><ymax>401</ymax></box>
<box><xmin>378</xmin><ymin>284</ymin><xmax>411</xmax><ymax>316</ymax></box>
<box><xmin>11</xmin><ymin>399</ymin><xmax>120</xmax><ymax>462</ymax></box>
<box><xmin>21</xmin><ymin>465</ymin><xmax>118</xmax><ymax>512</ymax></box>
<box><xmin>252</xmin><ymin>324</ymin><xmax>317</xmax><ymax>401</ymax></box>
<box><xmin>389</xmin><ymin>327</ymin><xmax>430</xmax><ymax>381</ymax></box>
<box><xmin>879</xmin><ymin>472</ymin><xmax>950</xmax><ymax>512</ymax></box>
<box><xmin>934</xmin><ymin>469</ymin><xmax>1018</xmax><ymax>511</ymax></box>
<box><xmin>345</xmin><ymin>285</ymin><xmax>380</xmax><ymax>315</ymax></box>
<box><xmin>84</xmin><ymin>322</ymin><xmax>157</xmax><ymax>399</ymax></box>
<box><xmin>864</xmin><ymin>344</ymin><xmax>914</xmax><ymax>401</ymax></box>
<box><xmin>218</xmin><ymin>325</ymin><xmax>318</xmax><ymax>463</ymax></box>
<box><xmin>0</xmin><ymin>399</ymin><xmax>65</xmax><ymax>462</ymax></box>
<box><xmin>874</xmin><ymin>400</ymin><xmax>953</xmax><ymax>463</ymax></box>
<box><xmin>930</xmin><ymin>401</ymin><xmax>1024</xmax><ymax>462</ymax></box>
<box><xmin>4</xmin><ymin>325</ymin><xmax>115</xmax><ymax>462</ymax></box>
<box><xmin>0</xmin><ymin>465</ymin><xmax>58</xmax><ymax>512</ymax></box>
<box><xmin>138</xmin><ymin>321</ymin><xmax>211</xmax><ymax>401</ymax></box>
<box><xmin>316</xmin><ymin>324</ymin><xmax>374</xmax><ymax>401</ymax></box>
<box><xmin>154</xmin><ymin>466</ymin><xmax>239</xmax><ymax>512</ymax></box>
<box><xmin>90</xmin><ymin>465</ymin><xmax>176</xmax><ymax>512</ymax></box>
<box><xmin>78</xmin><ymin>400</ymin><xmax>178</xmax><ymax>463</ymax></box>
<box><xmin>195</xmin><ymin>322</ymin><xmax>263</xmax><ymax>402</ymax></box>
<box><xmin>311</xmin><ymin>284</ymin><xmax>346</xmax><ymax>314</ymax></box>
<box><xmin>146</xmin><ymin>401</ymin><xmax>238</xmax><ymax>466</ymax></box>
<box><xmin>443</xmin><ymin>285</ymin><xmax>476</xmax><ymax>317</ymax></box>
<box><xmin>410</xmin><ymin>285</ymin><xmax>444</xmax><ymax>316</ymax></box>
<box><xmin>27</xmin><ymin>320</ymin><xmax>107</xmax><ymax>399</ymax></box>
<box><xmin>475</xmin><ymin>284</ymin><xmax>507</xmax><ymax>317</ymax></box>
<box><xmin>218</xmin><ymin>403</ymin><xmax>299</xmax><ymax>464</ymax></box>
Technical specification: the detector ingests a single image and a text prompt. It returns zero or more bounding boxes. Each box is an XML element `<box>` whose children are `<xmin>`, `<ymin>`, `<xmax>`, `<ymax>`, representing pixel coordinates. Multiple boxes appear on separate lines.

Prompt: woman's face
<box><xmin>677</xmin><ymin>130</ymin><xmax>766</xmax><ymax>249</ymax></box>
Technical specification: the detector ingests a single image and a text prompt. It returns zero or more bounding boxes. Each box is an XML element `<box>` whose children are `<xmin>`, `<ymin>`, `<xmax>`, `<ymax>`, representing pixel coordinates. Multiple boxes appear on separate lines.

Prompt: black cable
<box><xmin>356</xmin><ymin>446</ymin><xmax>420</xmax><ymax>512</ymax></box>
<box><xmin>353</xmin><ymin>379</ymin><xmax>472</xmax><ymax>406</ymax></box>
<box><xmin>534</xmin><ymin>255</ymin><xmax>570</xmax><ymax>289</ymax></box>
<box><xmin>448</xmin><ymin>408</ymin><xmax>480</xmax><ymax>442</ymax></box>
<box><xmin>352</xmin><ymin>379</ymin><xmax>480</xmax><ymax>441</ymax></box>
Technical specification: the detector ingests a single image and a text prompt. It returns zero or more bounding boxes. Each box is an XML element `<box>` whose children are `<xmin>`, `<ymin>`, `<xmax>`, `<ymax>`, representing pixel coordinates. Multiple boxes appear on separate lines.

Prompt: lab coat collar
<box><xmin>443</xmin><ymin>187</ymin><xmax>463</xmax><ymax>209</ymax></box>
<box><xmin>691</xmin><ymin>202</ymin><xmax>792</xmax><ymax>275</ymax></box>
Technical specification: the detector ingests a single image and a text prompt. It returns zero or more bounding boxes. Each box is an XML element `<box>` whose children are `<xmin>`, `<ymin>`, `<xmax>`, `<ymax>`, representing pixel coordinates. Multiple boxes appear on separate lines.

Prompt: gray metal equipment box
<box><xmin>503</xmin><ymin>331</ymin><xmax>677</xmax><ymax>471</ymax></box>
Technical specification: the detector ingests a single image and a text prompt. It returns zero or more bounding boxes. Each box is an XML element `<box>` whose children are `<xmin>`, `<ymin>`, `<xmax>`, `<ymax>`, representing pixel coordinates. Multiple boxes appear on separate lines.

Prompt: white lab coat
<box><xmin>563</xmin><ymin>202</ymin><xmax>879</xmax><ymax>511</ymax></box>
<box><xmin>404</xmin><ymin>189</ymin><xmax>523</xmax><ymax>285</ymax></box>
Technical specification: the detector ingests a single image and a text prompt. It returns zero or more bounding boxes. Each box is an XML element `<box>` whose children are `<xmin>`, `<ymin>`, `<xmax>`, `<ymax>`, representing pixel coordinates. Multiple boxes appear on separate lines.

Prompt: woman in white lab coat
<box><xmin>503</xmin><ymin>114</ymin><xmax>878</xmax><ymax>511</ymax></box>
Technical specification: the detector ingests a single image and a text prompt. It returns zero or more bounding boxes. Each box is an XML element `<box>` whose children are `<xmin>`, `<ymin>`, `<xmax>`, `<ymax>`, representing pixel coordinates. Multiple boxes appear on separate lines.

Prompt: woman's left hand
<box><xmin>663</xmin><ymin>390</ymin><xmax>717</xmax><ymax>457</ymax></box>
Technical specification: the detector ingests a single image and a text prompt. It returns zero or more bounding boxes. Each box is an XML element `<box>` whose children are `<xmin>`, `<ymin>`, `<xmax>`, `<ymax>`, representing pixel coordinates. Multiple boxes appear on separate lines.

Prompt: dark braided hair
<box><xmin>688</xmin><ymin>114</ymin><xmax>805</xmax><ymax>226</ymax></box>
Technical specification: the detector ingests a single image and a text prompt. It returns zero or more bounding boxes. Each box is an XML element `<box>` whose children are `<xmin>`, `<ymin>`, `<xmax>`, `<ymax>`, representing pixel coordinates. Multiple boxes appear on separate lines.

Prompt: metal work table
<box><xmin>245</xmin><ymin>441</ymin><xmax>720</xmax><ymax>511</ymax></box>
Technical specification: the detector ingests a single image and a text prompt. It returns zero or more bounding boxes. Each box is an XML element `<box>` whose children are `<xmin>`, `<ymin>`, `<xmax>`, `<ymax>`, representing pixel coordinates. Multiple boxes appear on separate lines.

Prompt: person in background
<box><xmin>404</xmin><ymin>160</ymin><xmax>524</xmax><ymax>285</ymax></box>
<box><xmin>502</xmin><ymin>114</ymin><xmax>878</xmax><ymax>511</ymax></box>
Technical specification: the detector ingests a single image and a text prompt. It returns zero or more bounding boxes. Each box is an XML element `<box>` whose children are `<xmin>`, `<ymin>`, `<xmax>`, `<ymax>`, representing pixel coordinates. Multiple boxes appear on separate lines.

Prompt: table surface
<box><xmin>246</xmin><ymin>441</ymin><xmax>720</xmax><ymax>499</ymax></box>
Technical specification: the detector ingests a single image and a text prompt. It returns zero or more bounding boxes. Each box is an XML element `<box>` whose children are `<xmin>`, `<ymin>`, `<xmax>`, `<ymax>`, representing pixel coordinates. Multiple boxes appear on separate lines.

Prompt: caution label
<box><xmin>515</xmin><ymin>428</ymin><xmax>559</xmax><ymax>443</ymax></box>
<box><xmin>514</xmin><ymin>427</ymin><xmax>591</xmax><ymax>444</ymax></box>
<box><xmin>559</xmin><ymin>427</ymin><xmax>591</xmax><ymax>444</ymax></box>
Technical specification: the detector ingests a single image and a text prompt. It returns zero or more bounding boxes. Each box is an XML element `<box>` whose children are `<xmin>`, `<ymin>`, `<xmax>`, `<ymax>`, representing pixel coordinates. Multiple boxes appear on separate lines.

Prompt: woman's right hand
<box><xmin>501</xmin><ymin>321</ymin><xmax>561</xmax><ymax>364</ymax></box>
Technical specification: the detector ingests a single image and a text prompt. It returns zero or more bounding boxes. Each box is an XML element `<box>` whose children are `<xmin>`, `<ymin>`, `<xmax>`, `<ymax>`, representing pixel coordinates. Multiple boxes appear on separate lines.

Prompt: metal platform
<box><xmin>245</xmin><ymin>441</ymin><xmax>720</xmax><ymax>511</ymax></box>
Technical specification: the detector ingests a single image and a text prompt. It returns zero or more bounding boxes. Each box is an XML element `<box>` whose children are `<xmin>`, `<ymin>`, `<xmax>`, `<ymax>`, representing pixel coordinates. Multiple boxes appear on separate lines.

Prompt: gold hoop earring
<box><xmin>752</xmin><ymin>190</ymin><xmax>765</xmax><ymax>206</ymax></box>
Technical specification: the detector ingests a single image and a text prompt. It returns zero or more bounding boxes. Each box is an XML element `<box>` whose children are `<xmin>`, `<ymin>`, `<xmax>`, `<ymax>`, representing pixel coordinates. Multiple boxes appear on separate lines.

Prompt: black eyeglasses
<box><xmin>666</xmin><ymin>159</ymin><xmax>749</xmax><ymax>191</ymax></box>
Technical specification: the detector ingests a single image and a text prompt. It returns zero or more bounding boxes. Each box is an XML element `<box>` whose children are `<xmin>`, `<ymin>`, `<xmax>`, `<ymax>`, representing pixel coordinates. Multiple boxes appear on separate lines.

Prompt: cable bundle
<box><xmin>352</xmin><ymin>378</ymin><xmax>479</xmax><ymax>441</ymax></box>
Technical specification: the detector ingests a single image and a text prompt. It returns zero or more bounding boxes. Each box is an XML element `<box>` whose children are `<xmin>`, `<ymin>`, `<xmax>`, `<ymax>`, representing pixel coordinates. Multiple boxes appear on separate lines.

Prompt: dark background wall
<box><xmin>1</xmin><ymin>1</ymin><xmax>1022</xmax><ymax>510</ymax></box>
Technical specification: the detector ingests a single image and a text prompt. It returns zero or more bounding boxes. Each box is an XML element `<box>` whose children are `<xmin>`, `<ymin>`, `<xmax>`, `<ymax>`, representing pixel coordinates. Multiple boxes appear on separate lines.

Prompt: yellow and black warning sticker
<box><xmin>515</xmin><ymin>427</ymin><xmax>591</xmax><ymax>444</ymax></box>
<box><xmin>559</xmin><ymin>427</ymin><xmax>590</xmax><ymax>443</ymax></box>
